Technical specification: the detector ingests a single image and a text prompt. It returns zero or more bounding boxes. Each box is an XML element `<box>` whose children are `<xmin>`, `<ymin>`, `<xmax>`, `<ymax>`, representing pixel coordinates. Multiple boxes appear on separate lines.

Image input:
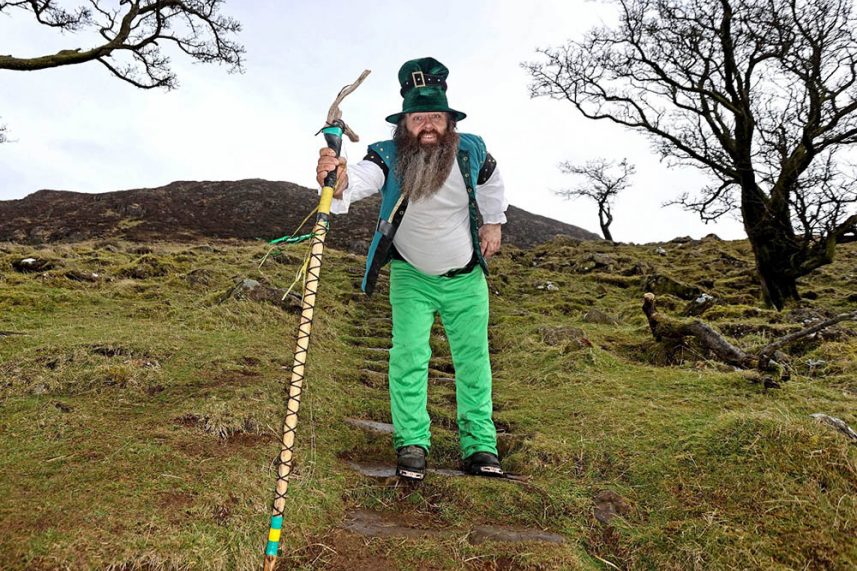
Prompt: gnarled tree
<box><xmin>525</xmin><ymin>0</ymin><xmax>857</xmax><ymax>310</ymax></box>
<box><xmin>557</xmin><ymin>157</ymin><xmax>635</xmax><ymax>241</ymax></box>
<box><xmin>0</xmin><ymin>0</ymin><xmax>244</xmax><ymax>89</ymax></box>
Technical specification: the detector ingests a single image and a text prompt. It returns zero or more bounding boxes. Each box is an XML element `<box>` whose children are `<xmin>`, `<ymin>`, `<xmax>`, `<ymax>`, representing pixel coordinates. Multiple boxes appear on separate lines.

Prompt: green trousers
<box><xmin>388</xmin><ymin>259</ymin><xmax>498</xmax><ymax>459</ymax></box>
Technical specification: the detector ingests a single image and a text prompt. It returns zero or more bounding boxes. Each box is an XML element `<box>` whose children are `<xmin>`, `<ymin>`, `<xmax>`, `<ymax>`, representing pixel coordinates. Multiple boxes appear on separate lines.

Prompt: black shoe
<box><xmin>396</xmin><ymin>445</ymin><xmax>427</xmax><ymax>480</ymax></box>
<box><xmin>463</xmin><ymin>452</ymin><xmax>504</xmax><ymax>477</ymax></box>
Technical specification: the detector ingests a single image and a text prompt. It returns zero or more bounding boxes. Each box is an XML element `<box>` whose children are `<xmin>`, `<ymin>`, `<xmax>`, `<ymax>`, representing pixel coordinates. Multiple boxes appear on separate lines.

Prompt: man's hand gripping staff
<box><xmin>262</xmin><ymin>69</ymin><xmax>370</xmax><ymax>571</ymax></box>
<box><xmin>317</xmin><ymin>149</ymin><xmax>347</xmax><ymax>199</ymax></box>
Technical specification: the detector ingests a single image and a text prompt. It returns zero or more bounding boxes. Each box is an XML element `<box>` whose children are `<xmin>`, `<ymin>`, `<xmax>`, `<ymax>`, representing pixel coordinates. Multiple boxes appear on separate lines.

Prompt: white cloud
<box><xmin>0</xmin><ymin>0</ymin><xmax>745</xmax><ymax>241</ymax></box>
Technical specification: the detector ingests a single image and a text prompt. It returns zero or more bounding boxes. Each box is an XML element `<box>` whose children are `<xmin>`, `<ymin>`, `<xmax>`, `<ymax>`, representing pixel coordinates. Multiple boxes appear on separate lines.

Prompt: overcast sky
<box><xmin>0</xmin><ymin>0</ymin><xmax>747</xmax><ymax>243</ymax></box>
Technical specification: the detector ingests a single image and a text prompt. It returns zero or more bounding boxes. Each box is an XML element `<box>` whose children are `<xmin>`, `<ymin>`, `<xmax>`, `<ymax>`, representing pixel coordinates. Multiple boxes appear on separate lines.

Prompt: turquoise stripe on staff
<box><xmin>265</xmin><ymin>540</ymin><xmax>279</xmax><ymax>556</ymax></box>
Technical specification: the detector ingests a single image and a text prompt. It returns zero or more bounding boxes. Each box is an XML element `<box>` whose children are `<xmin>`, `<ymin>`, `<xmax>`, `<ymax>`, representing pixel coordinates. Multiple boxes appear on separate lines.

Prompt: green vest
<box><xmin>361</xmin><ymin>133</ymin><xmax>491</xmax><ymax>295</ymax></box>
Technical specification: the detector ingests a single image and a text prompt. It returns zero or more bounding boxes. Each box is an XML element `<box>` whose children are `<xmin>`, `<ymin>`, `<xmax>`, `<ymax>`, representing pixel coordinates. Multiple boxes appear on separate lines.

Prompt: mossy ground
<box><xmin>0</xmin><ymin>237</ymin><xmax>855</xmax><ymax>570</ymax></box>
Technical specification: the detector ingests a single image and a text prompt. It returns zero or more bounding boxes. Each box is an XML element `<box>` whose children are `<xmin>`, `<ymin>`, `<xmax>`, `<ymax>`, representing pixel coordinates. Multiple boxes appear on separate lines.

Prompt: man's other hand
<box><xmin>479</xmin><ymin>223</ymin><xmax>501</xmax><ymax>259</ymax></box>
<box><xmin>316</xmin><ymin>148</ymin><xmax>348</xmax><ymax>199</ymax></box>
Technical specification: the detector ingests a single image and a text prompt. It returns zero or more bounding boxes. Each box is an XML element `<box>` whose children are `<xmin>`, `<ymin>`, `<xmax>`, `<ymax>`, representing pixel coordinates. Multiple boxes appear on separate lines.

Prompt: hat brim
<box><xmin>386</xmin><ymin>106</ymin><xmax>467</xmax><ymax>124</ymax></box>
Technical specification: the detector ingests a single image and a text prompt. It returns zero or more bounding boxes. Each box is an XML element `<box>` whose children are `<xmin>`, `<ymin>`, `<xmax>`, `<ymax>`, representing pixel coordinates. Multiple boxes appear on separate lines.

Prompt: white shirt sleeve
<box><xmin>476</xmin><ymin>166</ymin><xmax>508</xmax><ymax>224</ymax></box>
<box><xmin>327</xmin><ymin>160</ymin><xmax>385</xmax><ymax>214</ymax></box>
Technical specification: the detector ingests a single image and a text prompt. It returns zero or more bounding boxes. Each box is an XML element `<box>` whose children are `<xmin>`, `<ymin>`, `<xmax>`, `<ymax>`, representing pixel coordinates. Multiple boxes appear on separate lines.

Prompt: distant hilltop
<box><xmin>0</xmin><ymin>179</ymin><xmax>601</xmax><ymax>252</ymax></box>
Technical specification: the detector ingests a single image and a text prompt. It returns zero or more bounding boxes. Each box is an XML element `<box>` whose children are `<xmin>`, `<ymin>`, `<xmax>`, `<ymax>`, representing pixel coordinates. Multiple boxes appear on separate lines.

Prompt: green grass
<box><xmin>1</xmin><ymin>237</ymin><xmax>855</xmax><ymax>570</ymax></box>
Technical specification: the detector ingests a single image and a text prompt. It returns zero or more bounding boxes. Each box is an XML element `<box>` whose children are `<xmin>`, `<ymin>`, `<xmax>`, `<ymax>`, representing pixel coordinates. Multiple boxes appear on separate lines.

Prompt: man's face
<box><xmin>405</xmin><ymin>112</ymin><xmax>448</xmax><ymax>145</ymax></box>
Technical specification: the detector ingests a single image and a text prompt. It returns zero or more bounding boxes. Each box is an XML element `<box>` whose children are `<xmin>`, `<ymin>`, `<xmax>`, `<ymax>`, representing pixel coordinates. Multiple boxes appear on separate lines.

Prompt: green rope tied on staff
<box><xmin>269</xmin><ymin>233</ymin><xmax>314</xmax><ymax>245</ymax></box>
<box><xmin>258</xmin><ymin>205</ymin><xmax>321</xmax><ymax>267</ymax></box>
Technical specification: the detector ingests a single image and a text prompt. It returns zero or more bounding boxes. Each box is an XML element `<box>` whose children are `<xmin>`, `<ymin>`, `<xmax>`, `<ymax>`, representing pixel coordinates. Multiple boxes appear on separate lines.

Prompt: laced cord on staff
<box><xmin>269</xmin><ymin>213</ymin><xmax>328</xmax><ymax>518</ymax></box>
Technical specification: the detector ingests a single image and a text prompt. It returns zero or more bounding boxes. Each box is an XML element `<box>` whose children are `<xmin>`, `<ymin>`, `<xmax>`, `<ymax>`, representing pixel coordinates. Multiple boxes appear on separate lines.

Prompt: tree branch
<box><xmin>0</xmin><ymin>0</ymin><xmax>244</xmax><ymax>89</ymax></box>
<box><xmin>758</xmin><ymin>309</ymin><xmax>857</xmax><ymax>357</ymax></box>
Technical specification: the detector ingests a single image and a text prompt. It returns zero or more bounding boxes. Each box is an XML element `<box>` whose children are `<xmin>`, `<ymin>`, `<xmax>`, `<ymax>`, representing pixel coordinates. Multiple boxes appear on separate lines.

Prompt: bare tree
<box><xmin>0</xmin><ymin>121</ymin><xmax>7</xmax><ymax>144</ymax></box>
<box><xmin>524</xmin><ymin>0</ymin><xmax>857</xmax><ymax>310</ymax></box>
<box><xmin>0</xmin><ymin>1</ymin><xmax>244</xmax><ymax>89</ymax></box>
<box><xmin>557</xmin><ymin>157</ymin><xmax>634</xmax><ymax>241</ymax></box>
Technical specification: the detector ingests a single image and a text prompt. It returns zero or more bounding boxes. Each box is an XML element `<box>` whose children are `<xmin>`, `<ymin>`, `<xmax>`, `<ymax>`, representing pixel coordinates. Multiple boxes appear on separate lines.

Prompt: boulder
<box><xmin>681</xmin><ymin>293</ymin><xmax>718</xmax><ymax>317</ymax></box>
<box><xmin>584</xmin><ymin>308</ymin><xmax>620</xmax><ymax>325</ymax></box>
<box><xmin>644</xmin><ymin>273</ymin><xmax>702</xmax><ymax>300</ymax></box>
<box><xmin>669</xmin><ymin>236</ymin><xmax>693</xmax><ymax>244</ymax></box>
<box><xmin>574</xmin><ymin>253</ymin><xmax>618</xmax><ymax>273</ymax></box>
<box><xmin>65</xmin><ymin>270</ymin><xmax>101</xmax><ymax>283</ymax></box>
<box><xmin>624</xmin><ymin>260</ymin><xmax>655</xmax><ymax>276</ymax></box>
<box><xmin>538</xmin><ymin>326</ymin><xmax>593</xmax><ymax>349</ymax></box>
<box><xmin>268</xmin><ymin>252</ymin><xmax>303</xmax><ymax>266</ymax></box>
<box><xmin>221</xmin><ymin>278</ymin><xmax>302</xmax><ymax>311</ymax></box>
<box><xmin>119</xmin><ymin>254</ymin><xmax>175</xmax><ymax>279</ymax></box>
<box><xmin>593</xmin><ymin>490</ymin><xmax>630</xmax><ymax>524</ymax></box>
<box><xmin>187</xmin><ymin>268</ymin><xmax>213</xmax><ymax>287</ymax></box>
<box><xmin>12</xmin><ymin>257</ymin><xmax>54</xmax><ymax>273</ymax></box>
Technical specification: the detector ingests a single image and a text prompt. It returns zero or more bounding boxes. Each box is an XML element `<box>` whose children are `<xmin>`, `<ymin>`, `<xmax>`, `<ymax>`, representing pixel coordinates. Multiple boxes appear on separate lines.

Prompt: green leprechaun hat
<box><xmin>385</xmin><ymin>57</ymin><xmax>467</xmax><ymax>124</ymax></box>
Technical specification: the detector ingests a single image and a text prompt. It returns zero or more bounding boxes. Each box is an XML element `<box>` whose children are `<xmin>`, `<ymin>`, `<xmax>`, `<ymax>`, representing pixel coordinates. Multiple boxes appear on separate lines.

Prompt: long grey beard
<box><xmin>395</xmin><ymin>132</ymin><xmax>460</xmax><ymax>202</ymax></box>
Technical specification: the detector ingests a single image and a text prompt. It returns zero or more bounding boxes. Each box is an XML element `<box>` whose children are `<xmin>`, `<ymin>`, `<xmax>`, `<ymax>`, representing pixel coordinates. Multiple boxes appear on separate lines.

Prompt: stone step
<box><xmin>361</xmin><ymin>347</ymin><xmax>389</xmax><ymax>354</ymax></box>
<box><xmin>349</xmin><ymin>462</ymin><xmax>468</xmax><ymax>481</ymax></box>
<box><xmin>343</xmin><ymin>417</ymin><xmax>522</xmax><ymax>455</ymax></box>
<box><xmin>358</xmin><ymin>369</ymin><xmax>387</xmax><ymax>389</ymax></box>
<box><xmin>354</xmin><ymin>370</ymin><xmax>456</xmax><ymax>389</ymax></box>
<box><xmin>344</xmin><ymin>418</ymin><xmax>394</xmax><ymax>434</ymax></box>
<box><xmin>341</xmin><ymin>508</ymin><xmax>448</xmax><ymax>540</ymax></box>
<box><xmin>348</xmin><ymin>461</ymin><xmax>533</xmax><ymax>487</ymax></box>
<box><xmin>429</xmin><ymin>358</ymin><xmax>455</xmax><ymax>374</ymax></box>
<box><xmin>340</xmin><ymin>508</ymin><xmax>564</xmax><ymax>545</ymax></box>
<box><xmin>344</xmin><ymin>336</ymin><xmax>392</xmax><ymax>348</ymax></box>
<box><xmin>348</xmin><ymin>462</ymin><xmax>532</xmax><ymax>486</ymax></box>
<box><xmin>361</xmin><ymin>360</ymin><xmax>388</xmax><ymax>373</ymax></box>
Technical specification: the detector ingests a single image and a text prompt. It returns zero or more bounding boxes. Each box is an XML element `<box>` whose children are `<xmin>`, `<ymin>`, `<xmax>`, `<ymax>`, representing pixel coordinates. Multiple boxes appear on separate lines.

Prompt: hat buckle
<box><xmin>412</xmin><ymin>71</ymin><xmax>426</xmax><ymax>88</ymax></box>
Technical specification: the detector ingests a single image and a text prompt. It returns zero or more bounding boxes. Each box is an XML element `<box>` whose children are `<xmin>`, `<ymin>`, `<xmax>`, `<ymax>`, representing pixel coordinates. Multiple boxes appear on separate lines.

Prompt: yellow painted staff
<box><xmin>263</xmin><ymin>69</ymin><xmax>370</xmax><ymax>571</ymax></box>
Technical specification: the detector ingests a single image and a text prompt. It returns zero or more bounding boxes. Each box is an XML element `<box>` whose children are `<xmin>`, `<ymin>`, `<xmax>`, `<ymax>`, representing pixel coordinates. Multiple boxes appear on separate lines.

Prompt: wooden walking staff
<box><xmin>263</xmin><ymin>69</ymin><xmax>370</xmax><ymax>571</ymax></box>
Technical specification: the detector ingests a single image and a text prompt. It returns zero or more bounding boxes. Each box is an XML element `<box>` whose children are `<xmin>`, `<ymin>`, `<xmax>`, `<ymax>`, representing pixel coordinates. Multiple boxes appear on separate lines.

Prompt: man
<box><xmin>316</xmin><ymin>57</ymin><xmax>508</xmax><ymax>480</ymax></box>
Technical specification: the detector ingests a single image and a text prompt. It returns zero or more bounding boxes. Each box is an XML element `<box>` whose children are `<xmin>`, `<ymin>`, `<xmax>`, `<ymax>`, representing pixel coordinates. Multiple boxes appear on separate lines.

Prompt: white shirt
<box><xmin>330</xmin><ymin>156</ymin><xmax>508</xmax><ymax>275</ymax></box>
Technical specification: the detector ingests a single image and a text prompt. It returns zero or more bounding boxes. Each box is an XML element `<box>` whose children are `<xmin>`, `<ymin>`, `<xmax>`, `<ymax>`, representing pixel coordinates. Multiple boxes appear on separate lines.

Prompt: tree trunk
<box><xmin>740</xmin><ymin>183</ymin><xmax>801</xmax><ymax>311</ymax></box>
<box><xmin>746</xmin><ymin>225</ymin><xmax>802</xmax><ymax>311</ymax></box>
<box><xmin>755</xmin><ymin>256</ymin><xmax>800</xmax><ymax>311</ymax></box>
<box><xmin>599</xmin><ymin>205</ymin><xmax>614</xmax><ymax>241</ymax></box>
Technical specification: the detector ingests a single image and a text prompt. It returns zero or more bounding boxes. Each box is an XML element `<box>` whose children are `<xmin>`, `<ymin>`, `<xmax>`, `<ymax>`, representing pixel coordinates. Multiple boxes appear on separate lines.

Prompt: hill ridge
<box><xmin>0</xmin><ymin>179</ymin><xmax>601</xmax><ymax>251</ymax></box>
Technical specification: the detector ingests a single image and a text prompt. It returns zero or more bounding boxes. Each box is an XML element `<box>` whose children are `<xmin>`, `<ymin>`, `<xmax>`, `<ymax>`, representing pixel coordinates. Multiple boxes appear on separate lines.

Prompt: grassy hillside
<box><xmin>0</xmin><ymin>237</ymin><xmax>855</xmax><ymax>570</ymax></box>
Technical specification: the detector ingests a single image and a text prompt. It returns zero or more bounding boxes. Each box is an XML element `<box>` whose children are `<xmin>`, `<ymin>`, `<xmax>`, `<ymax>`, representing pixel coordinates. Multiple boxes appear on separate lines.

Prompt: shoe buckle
<box><xmin>398</xmin><ymin>468</ymin><xmax>425</xmax><ymax>480</ymax></box>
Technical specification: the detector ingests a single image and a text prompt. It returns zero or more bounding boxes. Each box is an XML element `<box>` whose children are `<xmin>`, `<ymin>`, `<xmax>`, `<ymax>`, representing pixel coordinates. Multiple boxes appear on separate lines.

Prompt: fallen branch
<box><xmin>642</xmin><ymin>294</ymin><xmax>857</xmax><ymax>382</ymax></box>
<box><xmin>641</xmin><ymin>293</ymin><xmax>785</xmax><ymax>379</ymax></box>
<box><xmin>759</xmin><ymin>310</ymin><xmax>857</xmax><ymax>358</ymax></box>
<box><xmin>642</xmin><ymin>293</ymin><xmax>753</xmax><ymax>368</ymax></box>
